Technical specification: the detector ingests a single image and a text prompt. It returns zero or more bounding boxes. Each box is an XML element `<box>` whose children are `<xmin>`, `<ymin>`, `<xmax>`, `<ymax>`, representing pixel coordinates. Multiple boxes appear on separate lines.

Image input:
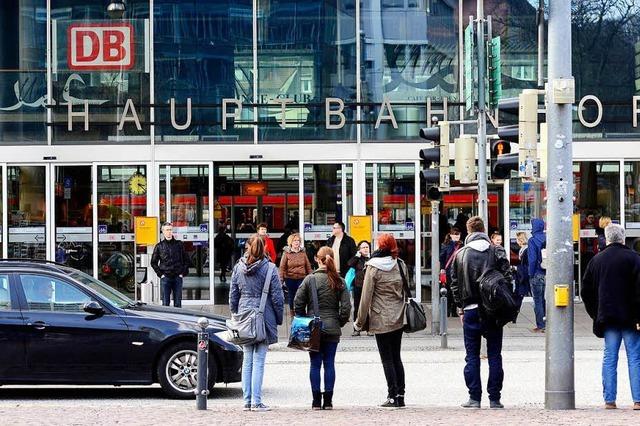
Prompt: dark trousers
<box><xmin>285</xmin><ymin>278</ymin><xmax>303</xmax><ymax>310</ymax></box>
<box><xmin>462</xmin><ymin>308</ymin><xmax>504</xmax><ymax>402</ymax></box>
<box><xmin>375</xmin><ymin>328</ymin><xmax>405</xmax><ymax>398</ymax></box>
<box><xmin>161</xmin><ymin>276</ymin><xmax>183</xmax><ymax>308</ymax></box>
<box><xmin>352</xmin><ymin>286</ymin><xmax>362</xmax><ymax>324</ymax></box>
<box><xmin>309</xmin><ymin>340</ymin><xmax>338</xmax><ymax>392</ymax></box>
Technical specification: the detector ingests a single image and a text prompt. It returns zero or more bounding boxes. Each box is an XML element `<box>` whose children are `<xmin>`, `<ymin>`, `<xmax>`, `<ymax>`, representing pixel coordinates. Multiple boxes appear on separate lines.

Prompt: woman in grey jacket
<box><xmin>294</xmin><ymin>246</ymin><xmax>351</xmax><ymax>410</ymax></box>
<box><xmin>229</xmin><ymin>236</ymin><xmax>284</xmax><ymax>412</ymax></box>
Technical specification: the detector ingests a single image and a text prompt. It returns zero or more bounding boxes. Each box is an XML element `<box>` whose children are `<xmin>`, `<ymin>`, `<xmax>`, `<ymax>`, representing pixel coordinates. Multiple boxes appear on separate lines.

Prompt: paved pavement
<box><xmin>1</xmin><ymin>301</ymin><xmax>638</xmax><ymax>425</ymax></box>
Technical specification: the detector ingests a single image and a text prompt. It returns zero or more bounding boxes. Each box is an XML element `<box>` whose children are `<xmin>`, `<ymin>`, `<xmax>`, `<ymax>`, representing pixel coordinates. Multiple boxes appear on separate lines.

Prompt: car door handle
<box><xmin>27</xmin><ymin>321</ymin><xmax>49</xmax><ymax>330</ymax></box>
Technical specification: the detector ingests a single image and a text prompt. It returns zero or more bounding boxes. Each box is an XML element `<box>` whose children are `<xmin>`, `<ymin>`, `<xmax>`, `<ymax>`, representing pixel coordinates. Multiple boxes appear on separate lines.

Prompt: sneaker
<box><xmin>490</xmin><ymin>400</ymin><xmax>504</xmax><ymax>409</ymax></box>
<box><xmin>243</xmin><ymin>404</ymin><xmax>251</xmax><ymax>411</ymax></box>
<box><xmin>531</xmin><ymin>327</ymin><xmax>543</xmax><ymax>333</ymax></box>
<box><xmin>461</xmin><ymin>399</ymin><xmax>481</xmax><ymax>408</ymax></box>
<box><xmin>367</xmin><ymin>332</ymin><xmax>375</xmax><ymax>337</ymax></box>
<box><xmin>351</xmin><ymin>330</ymin><xmax>361</xmax><ymax>337</ymax></box>
<box><xmin>633</xmin><ymin>402</ymin><xmax>640</xmax><ymax>410</ymax></box>
<box><xmin>604</xmin><ymin>402</ymin><xmax>617</xmax><ymax>409</ymax></box>
<box><xmin>380</xmin><ymin>398</ymin><xmax>397</xmax><ymax>408</ymax></box>
<box><xmin>396</xmin><ymin>395</ymin><xmax>406</xmax><ymax>408</ymax></box>
<box><xmin>251</xmin><ymin>403</ymin><xmax>271</xmax><ymax>412</ymax></box>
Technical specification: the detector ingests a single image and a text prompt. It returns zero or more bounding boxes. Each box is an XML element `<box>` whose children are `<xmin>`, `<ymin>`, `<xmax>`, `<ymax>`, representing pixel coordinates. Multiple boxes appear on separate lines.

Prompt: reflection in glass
<box><xmin>97</xmin><ymin>165</ymin><xmax>147</xmax><ymax>297</ymax></box>
<box><xmin>54</xmin><ymin>166</ymin><xmax>93</xmax><ymax>274</ymax></box>
<box><xmin>7</xmin><ymin>166</ymin><xmax>46</xmax><ymax>259</ymax></box>
<box><xmin>624</xmin><ymin>162</ymin><xmax>640</xmax><ymax>227</ymax></box>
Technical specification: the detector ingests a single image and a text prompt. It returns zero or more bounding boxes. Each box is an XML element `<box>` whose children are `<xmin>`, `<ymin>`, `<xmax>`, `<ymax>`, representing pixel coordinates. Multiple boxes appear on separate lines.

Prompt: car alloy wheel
<box><xmin>165</xmin><ymin>349</ymin><xmax>199</xmax><ymax>393</ymax></box>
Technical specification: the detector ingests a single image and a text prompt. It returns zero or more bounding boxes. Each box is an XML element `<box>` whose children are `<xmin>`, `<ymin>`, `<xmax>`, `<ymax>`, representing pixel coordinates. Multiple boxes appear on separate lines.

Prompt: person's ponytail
<box><xmin>317</xmin><ymin>246</ymin><xmax>344</xmax><ymax>291</ymax></box>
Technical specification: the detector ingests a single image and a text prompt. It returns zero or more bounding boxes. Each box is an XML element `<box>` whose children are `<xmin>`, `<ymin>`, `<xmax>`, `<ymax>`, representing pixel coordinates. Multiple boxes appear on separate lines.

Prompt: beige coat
<box><xmin>355</xmin><ymin>256</ymin><xmax>407</xmax><ymax>334</ymax></box>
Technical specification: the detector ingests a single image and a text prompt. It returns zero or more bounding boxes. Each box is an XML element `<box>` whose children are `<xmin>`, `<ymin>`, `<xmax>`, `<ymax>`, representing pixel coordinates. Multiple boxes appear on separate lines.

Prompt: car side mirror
<box><xmin>84</xmin><ymin>301</ymin><xmax>104</xmax><ymax>315</ymax></box>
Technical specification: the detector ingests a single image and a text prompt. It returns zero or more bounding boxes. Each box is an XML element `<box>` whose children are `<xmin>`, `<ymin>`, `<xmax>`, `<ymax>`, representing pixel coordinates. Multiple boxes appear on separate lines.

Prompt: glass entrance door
<box><xmin>300</xmin><ymin>163</ymin><xmax>353</xmax><ymax>268</ymax></box>
<box><xmin>7</xmin><ymin>165</ymin><xmax>47</xmax><ymax>260</ymax></box>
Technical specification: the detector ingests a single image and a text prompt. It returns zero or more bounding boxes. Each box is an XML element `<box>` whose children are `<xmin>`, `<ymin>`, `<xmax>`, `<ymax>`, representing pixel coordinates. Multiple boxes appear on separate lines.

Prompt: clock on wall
<box><xmin>129</xmin><ymin>172</ymin><xmax>147</xmax><ymax>195</ymax></box>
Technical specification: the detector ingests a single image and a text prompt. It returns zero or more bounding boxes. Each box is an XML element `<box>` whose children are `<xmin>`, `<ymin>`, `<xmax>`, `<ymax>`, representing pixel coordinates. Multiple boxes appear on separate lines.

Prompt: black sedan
<box><xmin>0</xmin><ymin>260</ymin><xmax>242</xmax><ymax>398</ymax></box>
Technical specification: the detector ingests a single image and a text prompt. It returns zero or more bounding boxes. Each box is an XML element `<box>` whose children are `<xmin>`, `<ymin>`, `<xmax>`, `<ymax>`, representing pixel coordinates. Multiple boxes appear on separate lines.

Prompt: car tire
<box><xmin>157</xmin><ymin>341</ymin><xmax>217</xmax><ymax>399</ymax></box>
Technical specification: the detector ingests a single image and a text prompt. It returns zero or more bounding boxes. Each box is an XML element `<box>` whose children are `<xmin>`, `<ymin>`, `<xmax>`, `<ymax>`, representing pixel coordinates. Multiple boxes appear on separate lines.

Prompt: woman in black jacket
<box><xmin>347</xmin><ymin>240</ymin><xmax>371</xmax><ymax>336</ymax></box>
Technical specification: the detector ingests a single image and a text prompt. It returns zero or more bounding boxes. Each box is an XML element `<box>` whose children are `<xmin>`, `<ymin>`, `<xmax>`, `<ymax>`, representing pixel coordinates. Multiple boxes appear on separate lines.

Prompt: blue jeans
<box><xmin>602</xmin><ymin>327</ymin><xmax>640</xmax><ymax>403</ymax></box>
<box><xmin>285</xmin><ymin>278</ymin><xmax>303</xmax><ymax>310</ymax></box>
<box><xmin>531</xmin><ymin>273</ymin><xmax>546</xmax><ymax>329</ymax></box>
<box><xmin>309</xmin><ymin>340</ymin><xmax>338</xmax><ymax>392</ymax></box>
<box><xmin>161</xmin><ymin>276</ymin><xmax>183</xmax><ymax>308</ymax></box>
<box><xmin>463</xmin><ymin>308</ymin><xmax>504</xmax><ymax>402</ymax></box>
<box><xmin>242</xmin><ymin>342</ymin><xmax>269</xmax><ymax>406</ymax></box>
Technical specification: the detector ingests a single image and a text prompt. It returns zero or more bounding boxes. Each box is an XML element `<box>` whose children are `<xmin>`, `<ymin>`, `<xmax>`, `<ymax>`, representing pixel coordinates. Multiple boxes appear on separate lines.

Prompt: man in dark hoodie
<box><xmin>451</xmin><ymin>216</ymin><xmax>512</xmax><ymax>409</ymax></box>
<box><xmin>528</xmin><ymin>218</ymin><xmax>547</xmax><ymax>332</ymax></box>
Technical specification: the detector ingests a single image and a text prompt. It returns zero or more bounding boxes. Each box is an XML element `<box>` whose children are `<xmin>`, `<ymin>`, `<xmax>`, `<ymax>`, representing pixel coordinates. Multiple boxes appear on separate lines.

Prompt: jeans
<box><xmin>352</xmin><ymin>286</ymin><xmax>362</xmax><ymax>323</ymax></box>
<box><xmin>161</xmin><ymin>276</ymin><xmax>183</xmax><ymax>308</ymax></box>
<box><xmin>602</xmin><ymin>327</ymin><xmax>640</xmax><ymax>403</ymax></box>
<box><xmin>309</xmin><ymin>340</ymin><xmax>339</xmax><ymax>392</ymax></box>
<box><xmin>531</xmin><ymin>273</ymin><xmax>546</xmax><ymax>329</ymax></box>
<box><xmin>242</xmin><ymin>342</ymin><xmax>269</xmax><ymax>406</ymax></box>
<box><xmin>375</xmin><ymin>328</ymin><xmax>405</xmax><ymax>398</ymax></box>
<box><xmin>285</xmin><ymin>278</ymin><xmax>303</xmax><ymax>310</ymax></box>
<box><xmin>462</xmin><ymin>307</ymin><xmax>504</xmax><ymax>402</ymax></box>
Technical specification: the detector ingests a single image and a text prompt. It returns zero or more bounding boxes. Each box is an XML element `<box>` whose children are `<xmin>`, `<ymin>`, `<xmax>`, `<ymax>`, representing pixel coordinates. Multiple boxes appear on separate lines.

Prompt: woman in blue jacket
<box><xmin>229</xmin><ymin>235</ymin><xmax>284</xmax><ymax>412</ymax></box>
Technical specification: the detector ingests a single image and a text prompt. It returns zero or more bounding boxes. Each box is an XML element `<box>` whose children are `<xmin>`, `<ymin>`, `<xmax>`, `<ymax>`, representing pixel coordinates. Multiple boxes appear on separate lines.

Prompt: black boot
<box><xmin>396</xmin><ymin>394</ymin><xmax>405</xmax><ymax>408</ymax></box>
<box><xmin>322</xmin><ymin>391</ymin><xmax>333</xmax><ymax>410</ymax></box>
<box><xmin>312</xmin><ymin>391</ymin><xmax>322</xmax><ymax>410</ymax></box>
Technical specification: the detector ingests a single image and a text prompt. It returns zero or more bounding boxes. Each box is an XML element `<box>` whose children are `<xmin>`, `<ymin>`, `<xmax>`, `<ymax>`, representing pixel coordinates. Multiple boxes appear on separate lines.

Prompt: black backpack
<box><xmin>478</xmin><ymin>245</ymin><xmax>519</xmax><ymax>327</ymax></box>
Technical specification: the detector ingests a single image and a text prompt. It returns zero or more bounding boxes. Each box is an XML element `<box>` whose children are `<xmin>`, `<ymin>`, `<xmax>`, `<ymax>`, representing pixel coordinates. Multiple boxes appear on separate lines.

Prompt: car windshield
<box><xmin>65</xmin><ymin>269</ymin><xmax>133</xmax><ymax>309</ymax></box>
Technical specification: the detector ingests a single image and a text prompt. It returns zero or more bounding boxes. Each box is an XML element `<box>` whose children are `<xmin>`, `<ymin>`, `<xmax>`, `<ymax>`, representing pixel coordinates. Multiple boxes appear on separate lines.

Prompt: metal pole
<box><xmin>439</xmin><ymin>287</ymin><xmax>448</xmax><ymax>349</ymax></box>
<box><xmin>537</xmin><ymin>0</ymin><xmax>545</xmax><ymax>89</ymax></box>
<box><xmin>475</xmin><ymin>0</ymin><xmax>488</xmax><ymax>224</ymax></box>
<box><xmin>545</xmin><ymin>0</ymin><xmax>575</xmax><ymax>410</ymax></box>
<box><xmin>431</xmin><ymin>200</ymin><xmax>440</xmax><ymax>335</ymax></box>
<box><xmin>196</xmin><ymin>317</ymin><xmax>210</xmax><ymax>410</ymax></box>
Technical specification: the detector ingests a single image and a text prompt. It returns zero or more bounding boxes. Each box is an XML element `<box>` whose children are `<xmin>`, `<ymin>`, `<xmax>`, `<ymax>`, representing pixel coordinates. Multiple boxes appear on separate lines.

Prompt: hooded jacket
<box><xmin>581</xmin><ymin>243</ymin><xmax>640</xmax><ymax>338</ymax></box>
<box><xmin>528</xmin><ymin>219</ymin><xmax>546</xmax><ymax>277</ymax></box>
<box><xmin>450</xmin><ymin>232</ymin><xmax>512</xmax><ymax>309</ymax></box>
<box><xmin>229</xmin><ymin>257</ymin><xmax>284</xmax><ymax>345</ymax></box>
<box><xmin>355</xmin><ymin>255</ymin><xmax>408</xmax><ymax>334</ymax></box>
<box><xmin>279</xmin><ymin>246</ymin><xmax>312</xmax><ymax>281</ymax></box>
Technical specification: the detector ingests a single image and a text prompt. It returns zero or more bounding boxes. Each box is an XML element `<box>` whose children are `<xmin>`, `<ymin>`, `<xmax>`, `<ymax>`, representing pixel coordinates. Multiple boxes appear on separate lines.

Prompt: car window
<box><xmin>0</xmin><ymin>275</ymin><xmax>10</xmax><ymax>310</ymax></box>
<box><xmin>20</xmin><ymin>274</ymin><xmax>91</xmax><ymax>312</ymax></box>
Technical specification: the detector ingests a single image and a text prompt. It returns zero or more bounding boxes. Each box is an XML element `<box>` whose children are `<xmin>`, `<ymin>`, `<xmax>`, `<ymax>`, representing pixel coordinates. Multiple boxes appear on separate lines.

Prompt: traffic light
<box><xmin>492</xmin><ymin>152</ymin><xmax>519</xmax><ymax>179</ymax></box>
<box><xmin>497</xmin><ymin>89</ymin><xmax>540</xmax><ymax>179</ymax></box>
<box><xmin>489</xmin><ymin>139</ymin><xmax>514</xmax><ymax>179</ymax></box>
<box><xmin>419</xmin><ymin>121</ymin><xmax>450</xmax><ymax>200</ymax></box>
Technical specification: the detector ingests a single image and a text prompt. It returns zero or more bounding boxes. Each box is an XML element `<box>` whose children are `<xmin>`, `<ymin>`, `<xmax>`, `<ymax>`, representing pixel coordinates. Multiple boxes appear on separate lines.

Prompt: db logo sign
<box><xmin>68</xmin><ymin>23</ymin><xmax>134</xmax><ymax>70</ymax></box>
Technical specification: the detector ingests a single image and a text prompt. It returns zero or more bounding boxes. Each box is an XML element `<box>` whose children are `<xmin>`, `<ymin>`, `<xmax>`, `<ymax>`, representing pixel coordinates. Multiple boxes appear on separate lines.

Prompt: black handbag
<box><xmin>398</xmin><ymin>260</ymin><xmax>427</xmax><ymax>333</ymax></box>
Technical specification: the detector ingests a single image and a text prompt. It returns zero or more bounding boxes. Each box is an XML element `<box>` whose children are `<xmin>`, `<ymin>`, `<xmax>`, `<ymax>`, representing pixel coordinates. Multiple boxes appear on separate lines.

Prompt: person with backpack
<box><xmin>528</xmin><ymin>218</ymin><xmax>547</xmax><ymax>333</ymax></box>
<box><xmin>229</xmin><ymin>235</ymin><xmax>284</xmax><ymax>412</ymax></box>
<box><xmin>440</xmin><ymin>227</ymin><xmax>463</xmax><ymax>317</ymax></box>
<box><xmin>294</xmin><ymin>246</ymin><xmax>351</xmax><ymax>410</ymax></box>
<box><xmin>450</xmin><ymin>216</ymin><xmax>513</xmax><ymax>409</ymax></box>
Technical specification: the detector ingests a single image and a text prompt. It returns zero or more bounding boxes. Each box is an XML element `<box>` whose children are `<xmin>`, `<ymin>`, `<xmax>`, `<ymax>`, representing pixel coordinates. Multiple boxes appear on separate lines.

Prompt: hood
<box><xmin>531</xmin><ymin>218</ymin><xmax>545</xmax><ymax>235</ymax></box>
<box><xmin>124</xmin><ymin>304</ymin><xmax>227</xmax><ymax>330</ymax></box>
<box><xmin>366</xmin><ymin>256</ymin><xmax>397</xmax><ymax>271</ymax></box>
<box><xmin>465</xmin><ymin>232</ymin><xmax>491</xmax><ymax>252</ymax></box>
<box><xmin>239</xmin><ymin>257</ymin><xmax>268</xmax><ymax>276</ymax></box>
<box><xmin>283</xmin><ymin>246</ymin><xmax>305</xmax><ymax>254</ymax></box>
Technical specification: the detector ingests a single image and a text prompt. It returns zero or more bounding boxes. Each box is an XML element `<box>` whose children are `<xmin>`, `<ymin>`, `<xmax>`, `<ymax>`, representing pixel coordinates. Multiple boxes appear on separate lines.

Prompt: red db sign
<box><xmin>68</xmin><ymin>24</ymin><xmax>134</xmax><ymax>70</ymax></box>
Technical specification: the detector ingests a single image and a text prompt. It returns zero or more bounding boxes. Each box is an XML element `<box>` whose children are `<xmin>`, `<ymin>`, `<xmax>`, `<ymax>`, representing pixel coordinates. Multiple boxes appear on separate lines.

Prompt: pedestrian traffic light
<box><xmin>419</xmin><ymin>121</ymin><xmax>450</xmax><ymax>200</ymax></box>
<box><xmin>492</xmin><ymin>152</ymin><xmax>519</xmax><ymax>179</ymax></box>
<box><xmin>497</xmin><ymin>89</ymin><xmax>540</xmax><ymax>179</ymax></box>
<box><xmin>489</xmin><ymin>139</ymin><xmax>512</xmax><ymax>179</ymax></box>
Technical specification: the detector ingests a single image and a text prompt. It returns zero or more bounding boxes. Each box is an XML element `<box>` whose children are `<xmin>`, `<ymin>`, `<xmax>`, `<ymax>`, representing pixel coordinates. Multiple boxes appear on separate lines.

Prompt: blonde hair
<box><xmin>516</xmin><ymin>231</ymin><xmax>528</xmax><ymax>246</ymax></box>
<box><xmin>599</xmin><ymin>216</ymin><xmax>611</xmax><ymax>229</ymax></box>
<box><xmin>287</xmin><ymin>232</ymin><xmax>302</xmax><ymax>247</ymax></box>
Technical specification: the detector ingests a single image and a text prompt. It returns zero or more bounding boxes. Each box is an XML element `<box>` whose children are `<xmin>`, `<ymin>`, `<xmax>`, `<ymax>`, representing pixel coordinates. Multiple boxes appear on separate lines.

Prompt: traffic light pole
<box><xmin>430</xmin><ymin>200</ymin><xmax>440</xmax><ymax>335</ymax></box>
<box><xmin>476</xmin><ymin>0</ymin><xmax>489</xmax><ymax>224</ymax></box>
<box><xmin>545</xmin><ymin>0</ymin><xmax>575</xmax><ymax>410</ymax></box>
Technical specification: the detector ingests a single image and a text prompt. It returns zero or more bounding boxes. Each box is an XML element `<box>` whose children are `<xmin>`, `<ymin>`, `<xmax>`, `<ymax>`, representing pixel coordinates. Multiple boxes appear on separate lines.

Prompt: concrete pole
<box><xmin>475</xmin><ymin>0</ymin><xmax>488</xmax><ymax>224</ymax></box>
<box><xmin>545</xmin><ymin>0</ymin><xmax>575</xmax><ymax>410</ymax></box>
<box><xmin>537</xmin><ymin>0</ymin><xmax>545</xmax><ymax>89</ymax></box>
<box><xmin>431</xmin><ymin>200</ymin><xmax>440</xmax><ymax>335</ymax></box>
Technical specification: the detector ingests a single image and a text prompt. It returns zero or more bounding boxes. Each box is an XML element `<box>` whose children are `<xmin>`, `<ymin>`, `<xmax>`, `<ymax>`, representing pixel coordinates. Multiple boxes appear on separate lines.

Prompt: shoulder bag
<box><xmin>288</xmin><ymin>276</ymin><xmax>322</xmax><ymax>352</ymax></box>
<box><xmin>399</xmin><ymin>259</ymin><xmax>427</xmax><ymax>333</ymax></box>
<box><xmin>226</xmin><ymin>263</ymin><xmax>275</xmax><ymax>346</ymax></box>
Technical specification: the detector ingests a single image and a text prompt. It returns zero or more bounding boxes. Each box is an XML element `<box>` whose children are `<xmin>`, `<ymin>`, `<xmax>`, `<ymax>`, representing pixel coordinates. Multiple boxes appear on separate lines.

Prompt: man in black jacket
<box><xmin>326</xmin><ymin>221</ymin><xmax>357</xmax><ymax>278</ymax></box>
<box><xmin>451</xmin><ymin>216</ymin><xmax>512</xmax><ymax>409</ymax></box>
<box><xmin>581</xmin><ymin>224</ymin><xmax>640</xmax><ymax>409</ymax></box>
<box><xmin>151</xmin><ymin>222</ymin><xmax>190</xmax><ymax>308</ymax></box>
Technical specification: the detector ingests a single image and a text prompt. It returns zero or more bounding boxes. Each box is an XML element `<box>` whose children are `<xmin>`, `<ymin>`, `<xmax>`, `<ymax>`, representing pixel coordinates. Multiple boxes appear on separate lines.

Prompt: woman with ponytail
<box><xmin>294</xmin><ymin>246</ymin><xmax>351</xmax><ymax>410</ymax></box>
<box><xmin>230</xmin><ymin>234</ymin><xmax>284</xmax><ymax>412</ymax></box>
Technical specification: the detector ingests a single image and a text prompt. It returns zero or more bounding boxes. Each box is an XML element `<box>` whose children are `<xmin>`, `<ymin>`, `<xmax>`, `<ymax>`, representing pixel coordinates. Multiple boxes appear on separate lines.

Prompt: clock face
<box><xmin>129</xmin><ymin>173</ymin><xmax>147</xmax><ymax>195</ymax></box>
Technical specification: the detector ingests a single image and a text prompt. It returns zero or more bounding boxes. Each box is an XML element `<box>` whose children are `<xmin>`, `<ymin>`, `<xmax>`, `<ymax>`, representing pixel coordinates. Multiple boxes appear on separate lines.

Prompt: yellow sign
<box><xmin>349</xmin><ymin>215</ymin><xmax>373</xmax><ymax>244</ymax></box>
<box><xmin>554</xmin><ymin>284</ymin><xmax>570</xmax><ymax>307</ymax></box>
<box><xmin>135</xmin><ymin>216</ymin><xmax>159</xmax><ymax>245</ymax></box>
<box><xmin>572</xmin><ymin>213</ymin><xmax>580</xmax><ymax>242</ymax></box>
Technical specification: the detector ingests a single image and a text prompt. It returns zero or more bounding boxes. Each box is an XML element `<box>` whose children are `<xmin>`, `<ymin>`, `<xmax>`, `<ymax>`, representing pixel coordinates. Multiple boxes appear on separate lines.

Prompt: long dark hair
<box><xmin>317</xmin><ymin>246</ymin><xmax>344</xmax><ymax>291</ymax></box>
<box><xmin>247</xmin><ymin>234</ymin><xmax>265</xmax><ymax>265</ymax></box>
